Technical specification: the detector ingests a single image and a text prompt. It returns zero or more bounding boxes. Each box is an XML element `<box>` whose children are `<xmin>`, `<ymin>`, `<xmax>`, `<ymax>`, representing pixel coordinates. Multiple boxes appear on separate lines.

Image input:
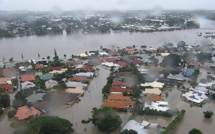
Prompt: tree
<box><xmin>27</xmin><ymin>116</ymin><xmax>74</xmax><ymax>134</ymax></box>
<box><xmin>0</xmin><ymin>93</ymin><xmax>10</xmax><ymax>108</ymax></box>
<box><xmin>54</xmin><ymin>49</ymin><xmax>58</xmax><ymax>57</ymax></box>
<box><xmin>120</xmin><ymin>129</ymin><xmax>138</xmax><ymax>134</ymax></box>
<box><xmin>92</xmin><ymin>107</ymin><xmax>122</xmax><ymax>133</ymax></box>
<box><xmin>38</xmin><ymin>53</ymin><xmax>40</xmax><ymax>59</ymax></box>
<box><xmin>203</xmin><ymin>111</ymin><xmax>214</xmax><ymax>119</ymax></box>
<box><xmin>196</xmin><ymin>52</ymin><xmax>212</xmax><ymax>63</ymax></box>
<box><xmin>7</xmin><ymin>110</ymin><xmax>16</xmax><ymax>118</ymax></box>
<box><xmin>189</xmin><ymin>128</ymin><xmax>203</xmax><ymax>134</ymax></box>
<box><xmin>64</xmin><ymin>54</ymin><xmax>67</xmax><ymax>59</ymax></box>
<box><xmin>21</xmin><ymin>53</ymin><xmax>24</xmax><ymax>61</ymax></box>
<box><xmin>3</xmin><ymin>56</ymin><xmax>5</xmax><ymax>62</ymax></box>
<box><xmin>9</xmin><ymin>57</ymin><xmax>13</xmax><ymax>63</ymax></box>
<box><xmin>161</xmin><ymin>54</ymin><xmax>182</xmax><ymax>68</ymax></box>
<box><xmin>47</xmin><ymin>56</ymin><xmax>50</xmax><ymax>61</ymax></box>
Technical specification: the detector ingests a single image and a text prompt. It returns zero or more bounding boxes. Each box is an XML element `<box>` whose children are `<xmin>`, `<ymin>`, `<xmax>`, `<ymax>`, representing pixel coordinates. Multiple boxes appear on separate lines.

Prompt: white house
<box><xmin>65</xmin><ymin>81</ymin><xmax>88</xmax><ymax>88</ymax></box>
<box><xmin>21</xmin><ymin>81</ymin><xmax>36</xmax><ymax>89</ymax></box>
<box><xmin>75</xmin><ymin>72</ymin><xmax>94</xmax><ymax>77</ymax></box>
<box><xmin>144</xmin><ymin>101</ymin><xmax>170</xmax><ymax>112</ymax></box>
<box><xmin>140</xmin><ymin>81</ymin><xmax>164</xmax><ymax>88</ymax></box>
<box><xmin>182</xmin><ymin>90</ymin><xmax>208</xmax><ymax>104</ymax></box>
<box><xmin>45</xmin><ymin>79</ymin><xmax>58</xmax><ymax>89</ymax></box>
<box><xmin>101</xmin><ymin>62</ymin><xmax>120</xmax><ymax>68</ymax></box>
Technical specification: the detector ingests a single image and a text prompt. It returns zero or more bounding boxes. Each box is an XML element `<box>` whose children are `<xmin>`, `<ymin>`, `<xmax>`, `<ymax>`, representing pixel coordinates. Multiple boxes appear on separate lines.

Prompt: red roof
<box><xmin>110</xmin><ymin>86</ymin><xmax>133</xmax><ymax>93</ymax></box>
<box><xmin>65</xmin><ymin>62</ymin><xmax>79</xmax><ymax>66</ymax></box>
<box><xmin>106</xmin><ymin>58</ymin><xmax>118</xmax><ymax>62</ymax></box>
<box><xmin>117</xmin><ymin>61</ymin><xmax>128</xmax><ymax>67</ymax></box>
<box><xmin>2</xmin><ymin>69</ymin><xmax>17</xmax><ymax>77</ymax></box>
<box><xmin>112</xmin><ymin>81</ymin><xmax>129</xmax><ymax>87</ymax></box>
<box><xmin>20</xmin><ymin>75</ymin><xmax>35</xmax><ymax>82</ymax></box>
<box><xmin>15</xmin><ymin>105</ymin><xmax>41</xmax><ymax>120</ymax></box>
<box><xmin>35</xmin><ymin>64</ymin><xmax>46</xmax><ymax>70</ymax></box>
<box><xmin>48</xmin><ymin>66</ymin><xmax>64</xmax><ymax>70</ymax></box>
<box><xmin>68</xmin><ymin>76</ymin><xmax>90</xmax><ymax>82</ymax></box>
<box><xmin>97</xmin><ymin>59</ymin><xmax>106</xmax><ymax>63</ymax></box>
<box><xmin>0</xmin><ymin>84</ymin><xmax>14</xmax><ymax>92</ymax></box>
<box><xmin>101</xmin><ymin>100</ymin><xmax>134</xmax><ymax>109</ymax></box>
<box><xmin>144</xmin><ymin>95</ymin><xmax>164</xmax><ymax>102</ymax></box>
<box><xmin>82</xmin><ymin>65</ymin><xmax>94</xmax><ymax>71</ymax></box>
<box><xmin>130</xmin><ymin>60</ymin><xmax>141</xmax><ymax>65</ymax></box>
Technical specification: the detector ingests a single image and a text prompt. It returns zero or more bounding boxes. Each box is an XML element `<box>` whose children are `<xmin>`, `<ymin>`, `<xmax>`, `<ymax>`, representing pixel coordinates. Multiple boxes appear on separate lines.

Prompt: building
<box><xmin>101</xmin><ymin>100</ymin><xmax>134</xmax><ymax>109</ymax></box>
<box><xmin>65</xmin><ymin>86</ymin><xmax>84</xmax><ymax>94</ymax></box>
<box><xmin>45</xmin><ymin>79</ymin><xmax>58</xmax><ymax>89</ymax></box>
<box><xmin>65</xmin><ymin>81</ymin><xmax>88</xmax><ymax>88</ymax></box>
<box><xmin>20</xmin><ymin>75</ymin><xmax>35</xmax><ymax>82</ymax></box>
<box><xmin>141</xmin><ymin>81</ymin><xmax>164</xmax><ymax>88</ymax></box>
<box><xmin>142</xmin><ymin>88</ymin><xmax>162</xmax><ymax>96</ymax></box>
<box><xmin>15</xmin><ymin>105</ymin><xmax>41</xmax><ymax>120</ymax></box>
<box><xmin>144</xmin><ymin>101</ymin><xmax>170</xmax><ymax>112</ymax></box>
<box><xmin>182</xmin><ymin>90</ymin><xmax>208</xmax><ymax>104</ymax></box>
<box><xmin>0</xmin><ymin>84</ymin><xmax>14</xmax><ymax>92</ymax></box>
<box><xmin>26</xmin><ymin>93</ymin><xmax>46</xmax><ymax>103</ymax></box>
<box><xmin>110</xmin><ymin>86</ymin><xmax>133</xmax><ymax>94</ymax></box>
<box><xmin>21</xmin><ymin>81</ymin><xmax>36</xmax><ymax>89</ymax></box>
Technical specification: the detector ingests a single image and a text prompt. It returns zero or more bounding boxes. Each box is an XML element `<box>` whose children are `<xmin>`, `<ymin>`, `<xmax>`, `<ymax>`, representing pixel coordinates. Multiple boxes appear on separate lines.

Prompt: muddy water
<box><xmin>0</xmin><ymin>29</ymin><xmax>215</xmax><ymax>61</ymax></box>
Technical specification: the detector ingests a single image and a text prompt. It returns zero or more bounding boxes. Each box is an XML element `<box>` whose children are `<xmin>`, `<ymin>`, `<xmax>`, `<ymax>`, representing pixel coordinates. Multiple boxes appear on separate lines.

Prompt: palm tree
<box><xmin>21</xmin><ymin>53</ymin><xmax>24</xmax><ymax>61</ymax></box>
<box><xmin>38</xmin><ymin>53</ymin><xmax>40</xmax><ymax>59</ymax></box>
<box><xmin>47</xmin><ymin>56</ymin><xmax>50</xmax><ymax>61</ymax></box>
<box><xmin>3</xmin><ymin>56</ymin><xmax>5</xmax><ymax>62</ymax></box>
<box><xmin>64</xmin><ymin>54</ymin><xmax>67</xmax><ymax>59</ymax></box>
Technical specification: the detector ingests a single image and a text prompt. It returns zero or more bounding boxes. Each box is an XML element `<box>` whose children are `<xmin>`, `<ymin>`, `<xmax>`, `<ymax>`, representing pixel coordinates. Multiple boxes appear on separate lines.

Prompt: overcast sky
<box><xmin>0</xmin><ymin>0</ymin><xmax>214</xmax><ymax>11</ymax></box>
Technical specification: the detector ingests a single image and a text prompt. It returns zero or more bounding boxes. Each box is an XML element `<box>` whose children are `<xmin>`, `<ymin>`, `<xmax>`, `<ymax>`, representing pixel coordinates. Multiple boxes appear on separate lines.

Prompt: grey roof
<box><xmin>65</xmin><ymin>81</ymin><xmax>87</xmax><ymax>88</ymax></box>
<box><xmin>26</xmin><ymin>93</ymin><xmax>46</xmax><ymax>103</ymax></box>
<box><xmin>40</xmin><ymin>73</ymin><xmax>54</xmax><ymax>80</ymax></box>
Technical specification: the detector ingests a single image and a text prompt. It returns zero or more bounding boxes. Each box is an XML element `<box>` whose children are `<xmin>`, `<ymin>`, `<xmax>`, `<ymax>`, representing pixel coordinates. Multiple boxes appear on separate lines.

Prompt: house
<box><xmin>108</xmin><ymin>93</ymin><xmax>130</xmax><ymax>101</ymax></box>
<box><xmin>65</xmin><ymin>81</ymin><xmax>88</xmax><ymax>88</ymax></box>
<box><xmin>183</xmin><ymin>69</ymin><xmax>194</xmax><ymax>76</ymax></box>
<box><xmin>0</xmin><ymin>84</ymin><xmax>14</xmax><ymax>92</ymax></box>
<box><xmin>15</xmin><ymin>105</ymin><xmax>41</xmax><ymax>120</ymax></box>
<box><xmin>144</xmin><ymin>101</ymin><xmax>170</xmax><ymax>112</ymax></box>
<box><xmin>110</xmin><ymin>86</ymin><xmax>133</xmax><ymax>94</ymax></box>
<box><xmin>121</xmin><ymin>120</ymin><xmax>159</xmax><ymax>134</ymax></box>
<box><xmin>101</xmin><ymin>62</ymin><xmax>120</xmax><ymax>68</ymax></box>
<box><xmin>0</xmin><ymin>77</ymin><xmax>12</xmax><ymax>85</ymax></box>
<box><xmin>40</xmin><ymin>73</ymin><xmax>54</xmax><ymax>80</ymax></box>
<box><xmin>116</xmin><ymin>61</ymin><xmax>128</xmax><ymax>67</ymax></box>
<box><xmin>140</xmin><ymin>81</ymin><xmax>164</xmax><ymax>88</ymax></box>
<box><xmin>65</xmin><ymin>86</ymin><xmax>84</xmax><ymax>94</ymax></box>
<box><xmin>182</xmin><ymin>90</ymin><xmax>208</xmax><ymax>104</ymax></box>
<box><xmin>112</xmin><ymin>81</ymin><xmax>129</xmax><ymax>87</ymax></box>
<box><xmin>101</xmin><ymin>100</ymin><xmax>134</xmax><ymax>109</ymax></box>
<box><xmin>157</xmin><ymin>78</ymin><xmax>177</xmax><ymax>83</ymax></box>
<box><xmin>188</xmin><ymin>62</ymin><xmax>201</xmax><ymax>69</ymax></box>
<box><xmin>127</xmin><ymin>49</ymin><xmax>137</xmax><ymax>55</ymax></box>
<box><xmin>21</xmin><ymin>81</ymin><xmax>36</xmax><ymax>89</ymax></box>
<box><xmin>75</xmin><ymin>72</ymin><xmax>94</xmax><ymax>78</ymax></box>
<box><xmin>108</xmin><ymin>51</ymin><xmax>119</xmax><ymax>56</ymax></box>
<box><xmin>142</xmin><ymin>88</ymin><xmax>162</xmax><ymax>95</ymax></box>
<box><xmin>20</xmin><ymin>75</ymin><xmax>35</xmax><ymax>82</ymax></box>
<box><xmin>99</xmin><ymin>52</ymin><xmax>109</xmax><ymax>57</ymax></box>
<box><xmin>79</xmin><ymin>53</ymin><xmax>88</xmax><ymax>58</ymax></box>
<box><xmin>35</xmin><ymin>64</ymin><xmax>46</xmax><ymax>72</ymax></box>
<box><xmin>167</xmin><ymin>74</ymin><xmax>189</xmax><ymax>81</ymax></box>
<box><xmin>2</xmin><ymin>68</ymin><xmax>17</xmax><ymax>77</ymax></box>
<box><xmin>49</xmin><ymin>68</ymin><xmax>68</xmax><ymax>74</ymax></box>
<box><xmin>82</xmin><ymin>65</ymin><xmax>94</xmax><ymax>72</ymax></box>
<box><xmin>48</xmin><ymin>66</ymin><xmax>64</xmax><ymax>70</ymax></box>
<box><xmin>143</xmin><ymin>94</ymin><xmax>164</xmax><ymax>102</ymax></box>
<box><xmin>45</xmin><ymin>79</ymin><xmax>58</xmax><ymax>89</ymax></box>
<box><xmin>194</xmin><ymin>86</ymin><xmax>215</xmax><ymax>94</ymax></box>
<box><xmin>68</xmin><ymin>76</ymin><xmax>90</xmax><ymax>82</ymax></box>
<box><xmin>106</xmin><ymin>58</ymin><xmax>118</xmax><ymax>62</ymax></box>
<box><xmin>26</xmin><ymin>93</ymin><xmax>46</xmax><ymax>103</ymax></box>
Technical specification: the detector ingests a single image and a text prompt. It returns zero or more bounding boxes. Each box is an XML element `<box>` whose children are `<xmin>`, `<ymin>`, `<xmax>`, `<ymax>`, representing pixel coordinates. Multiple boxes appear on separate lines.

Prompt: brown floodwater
<box><xmin>0</xmin><ymin>29</ymin><xmax>215</xmax><ymax>61</ymax></box>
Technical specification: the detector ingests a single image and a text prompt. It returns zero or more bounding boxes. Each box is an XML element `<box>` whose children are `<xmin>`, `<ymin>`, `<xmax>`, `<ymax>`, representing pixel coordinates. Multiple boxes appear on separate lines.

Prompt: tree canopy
<box><xmin>196</xmin><ymin>52</ymin><xmax>212</xmax><ymax>63</ymax></box>
<box><xmin>0</xmin><ymin>93</ymin><xmax>10</xmax><ymax>108</ymax></box>
<box><xmin>203</xmin><ymin>111</ymin><xmax>214</xmax><ymax>119</ymax></box>
<box><xmin>27</xmin><ymin>116</ymin><xmax>74</xmax><ymax>134</ymax></box>
<box><xmin>120</xmin><ymin>129</ymin><xmax>138</xmax><ymax>134</ymax></box>
<box><xmin>92</xmin><ymin>107</ymin><xmax>122</xmax><ymax>133</ymax></box>
<box><xmin>189</xmin><ymin>128</ymin><xmax>203</xmax><ymax>134</ymax></box>
<box><xmin>161</xmin><ymin>54</ymin><xmax>182</xmax><ymax>68</ymax></box>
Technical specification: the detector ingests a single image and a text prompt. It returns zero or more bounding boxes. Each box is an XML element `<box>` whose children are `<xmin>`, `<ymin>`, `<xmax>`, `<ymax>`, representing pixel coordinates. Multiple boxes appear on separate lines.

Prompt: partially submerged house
<box><xmin>26</xmin><ymin>93</ymin><xmax>46</xmax><ymax>103</ymax></box>
<box><xmin>182</xmin><ymin>90</ymin><xmax>208</xmax><ymax>104</ymax></box>
<box><xmin>0</xmin><ymin>84</ymin><xmax>14</xmax><ymax>92</ymax></box>
<box><xmin>144</xmin><ymin>101</ymin><xmax>170</xmax><ymax>112</ymax></box>
<box><xmin>140</xmin><ymin>81</ymin><xmax>164</xmax><ymax>89</ymax></box>
<box><xmin>75</xmin><ymin>72</ymin><xmax>94</xmax><ymax>78</ymax></box>
<box><xmin>121</xmin><ymin>120</ymin><xmax>159</xmax><ymax>134</ymax></box>
<box><xmin>65</xmin><ymin>86</ymin><xmax>84</xmax><ymax>94</ymax></box>
<box><xmin>15</xmin><ymin>105</ymin><xmax>41</xmax><ymax>120</ymax></box>
<box><xmin>142</xmin><ymin>88</ymin><xmax>162</xmax><ymax>96</ymax></box>
<box><xmin>65</xmin><ymin>81</ymin><xmax>88</xmax><ymax>88</ymax></box>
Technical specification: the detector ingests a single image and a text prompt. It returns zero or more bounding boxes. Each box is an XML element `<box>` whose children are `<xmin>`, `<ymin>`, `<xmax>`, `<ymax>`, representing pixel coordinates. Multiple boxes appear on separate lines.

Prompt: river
<box><xmin>0</xmin><ymin>29</ymin><xmax>215</xmax><ymax>61</ymax></box>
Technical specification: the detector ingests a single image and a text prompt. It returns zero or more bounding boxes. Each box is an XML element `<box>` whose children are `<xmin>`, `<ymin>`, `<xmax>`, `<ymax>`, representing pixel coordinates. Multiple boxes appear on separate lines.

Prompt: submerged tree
<box><xmin>54</xmin><ymin>49</ymin><xmax>58</xmax><ymax>57</ymax></box>
<box><xmin>203</xmin><ymin>111</ymin><xmax>214</xmax><ymax>119</ymax></box>
<box><xmin>92</xmin><ymin>107</ymin><xmax>122</xmax><ymax>133</ymax></box>
<box><xmin>189</xmin><ymin>128</ymin><xmax>203</xmax><ymax>134</ymax></box>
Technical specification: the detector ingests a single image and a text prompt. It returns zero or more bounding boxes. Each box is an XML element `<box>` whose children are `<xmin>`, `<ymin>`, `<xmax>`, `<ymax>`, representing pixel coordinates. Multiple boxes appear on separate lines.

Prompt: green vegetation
<box><xmin>191</xmin><ymin>69</ymin><xmax>200</xmax><ymax>81</ymax></box>
<box><xmin>161</xmin><ymin>54</ymin><xmax>182</xmax><ymax>68</ymax></box>
<box><xmin>161</xmin><ymin>110</ymin><xmax>186</xmax><ymax>134</ymax></box>
<box><xmin>189</xmin><ymin>128</ymin><xmax>203</xmax><ymax>134</ymax></box>
<box><xmin>35</xmin><ymin>76</ymin><xmax>45</xmax><ymax>89</ymax></box>
<box><xmin>139</xmin><ymin>107</ymin><xmax>172</xmax><ymax>117</ymax></box>
<box><xmin>196</xmin><ymin>52</ymin><xmax>212</xmax><ymax>63</ymax></box>
<box><xmin>92</xmin><ymin>107</ymin><xmax>122</xmax><ymax>133</ymax></box>
<box><xmin>7</xmin><ymin>110</ymin><xmax>16</xmax><ymax>118</ymax></box>
<box><xmin>203</xmin><ymin>111</ymin><xmax>214</xmax><ymax>119</ymax></box>
<box><xmin>13</xmin><ymin>90</ymin><xmax>31</xmax><ymax>109</ymax></box>
<box><xmin>81</xmin><ymin>118</ymin><xmax>92</xmax><ymax>124</ymax></box>
<box><xmin>120</xmin><ymin>129</ymin><xmax>138</xmax><ymax>134</ymax></box>
<box><xmin>0</xmin><ymin>93</ymin><xmax>10</xmax><ymax>108</ymax></box>
<box><xmin>14</xmin><ymin>116</ymin><xmax>74</xmax><ymax>134</ymax></box>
